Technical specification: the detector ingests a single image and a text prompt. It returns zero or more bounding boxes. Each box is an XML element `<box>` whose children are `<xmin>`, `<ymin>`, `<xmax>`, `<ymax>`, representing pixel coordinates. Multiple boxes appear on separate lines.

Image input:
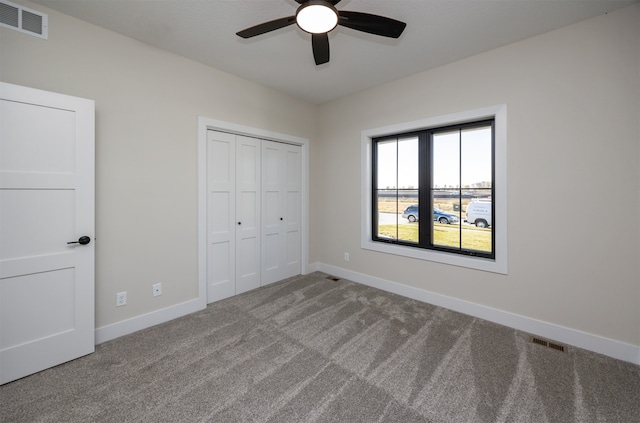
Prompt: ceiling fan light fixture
<box><xmin>296</xmin><ymin>1</ymin><xmax>338</xmax><ymax>34</ymax></box>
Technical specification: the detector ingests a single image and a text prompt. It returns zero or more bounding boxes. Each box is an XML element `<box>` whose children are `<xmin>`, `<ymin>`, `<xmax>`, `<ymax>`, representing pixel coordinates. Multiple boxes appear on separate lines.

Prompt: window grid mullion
<box><xmin>395</xmin><ymin>138</ymin><xmax>399</xmax><ymax>241</ymax></box>
<box><xmin>419</xmin><ymin>132</ymin><xmax>430</xmax><ymax>248</ymax></box>
<box><xmin>458</xmin><ymin>128</ymin><xmax>463</xmax><ymax>251</ymax></box>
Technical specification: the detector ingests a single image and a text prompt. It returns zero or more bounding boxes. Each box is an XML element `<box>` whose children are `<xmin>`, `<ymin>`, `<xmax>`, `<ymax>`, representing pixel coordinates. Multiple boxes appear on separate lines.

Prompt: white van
<box><xmin>465</xmin><ymin>200</ymin><xmax>492</xmax><ymax>228</ymax></box>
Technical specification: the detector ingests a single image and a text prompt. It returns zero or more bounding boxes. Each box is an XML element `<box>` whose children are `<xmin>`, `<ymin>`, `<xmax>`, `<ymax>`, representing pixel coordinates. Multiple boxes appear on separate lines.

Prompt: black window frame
<box><xmin>372</xmin><ymin>119</ymin><xmax>495</xmax><ymax>259</ymax></box>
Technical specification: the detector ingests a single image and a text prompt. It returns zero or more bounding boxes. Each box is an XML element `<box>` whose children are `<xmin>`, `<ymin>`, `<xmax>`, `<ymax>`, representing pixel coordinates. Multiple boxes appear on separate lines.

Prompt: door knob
<box><xmin>67</xmin><ymin>236</ymin><xmax>91</xmax><ymax>245</ymax></box>
<box><xmin>237</xmin><ymin>222</ymin><xmax>242</xmax><ymax>225</ymax></box>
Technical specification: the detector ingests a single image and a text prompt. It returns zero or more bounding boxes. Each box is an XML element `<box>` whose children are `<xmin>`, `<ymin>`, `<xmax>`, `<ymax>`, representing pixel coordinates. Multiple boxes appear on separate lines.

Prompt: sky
<box><xmin>377</xmin><ymin>126</ymin><xmax>492</xmax><ymax>189</ymax></box>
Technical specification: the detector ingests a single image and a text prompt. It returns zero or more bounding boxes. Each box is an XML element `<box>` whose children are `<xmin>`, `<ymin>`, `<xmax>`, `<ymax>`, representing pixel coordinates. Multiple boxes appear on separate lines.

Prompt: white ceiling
<box><xmin>33</xmin><ymin>0</ymin><xmax>637</xmax><ymax>104</ymax></box>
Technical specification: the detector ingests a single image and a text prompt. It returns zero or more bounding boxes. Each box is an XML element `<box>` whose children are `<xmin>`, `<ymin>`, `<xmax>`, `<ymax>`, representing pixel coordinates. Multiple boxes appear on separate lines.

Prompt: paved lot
<box><xmin>378</xmin><ymin>212</ymin><xmax>473</xmax><ymax>226</ymax></box>
<box><xmin>378</xmin><ymin>212</ymin><xmax>407</xmax><ymax>225</ymax></box>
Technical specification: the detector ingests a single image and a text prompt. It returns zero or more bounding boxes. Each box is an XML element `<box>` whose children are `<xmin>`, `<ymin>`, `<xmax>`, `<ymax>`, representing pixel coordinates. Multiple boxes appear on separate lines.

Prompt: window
<box><xmin>373</xmin><ymin>120</ymin><xmax>494</xmax><ymax>258</ymax></box>
<box><xmin>361</xmin><ymin>105</ymin><xmax>507</xmax><ymax>274</ymax></box>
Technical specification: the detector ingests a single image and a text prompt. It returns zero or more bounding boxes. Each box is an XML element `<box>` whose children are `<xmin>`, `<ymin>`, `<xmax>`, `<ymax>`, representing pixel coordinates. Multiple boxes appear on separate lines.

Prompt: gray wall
<box><xmin>314</xmin><ymin>4</ymin><xmax>640</xmax><ymax>346</ymax></box>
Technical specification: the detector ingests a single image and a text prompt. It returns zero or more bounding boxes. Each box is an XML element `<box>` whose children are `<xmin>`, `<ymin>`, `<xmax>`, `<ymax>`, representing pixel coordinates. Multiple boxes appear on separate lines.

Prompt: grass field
<box><xmin>378</xmin><ymin>222</ymin><xmax>492</xmax><ymax>253</ymax></box>
<box><xmin>376</xmin><ymin>197</ymin><xmax>492</xmax><ymax>253</ymax></box>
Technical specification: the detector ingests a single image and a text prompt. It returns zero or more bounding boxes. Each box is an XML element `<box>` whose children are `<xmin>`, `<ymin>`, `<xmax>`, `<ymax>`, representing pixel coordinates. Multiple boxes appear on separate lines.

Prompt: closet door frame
<box><xmin>197</xmin><ymin>117</ymin><xmax>310</xmax><ymax>307</ymax></box>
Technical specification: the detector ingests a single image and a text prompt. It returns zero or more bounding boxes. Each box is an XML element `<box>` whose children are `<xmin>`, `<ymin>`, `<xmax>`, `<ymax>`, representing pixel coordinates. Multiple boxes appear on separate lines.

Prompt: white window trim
<box><xmin>361</xmin><ymin>105</ymin><xmax>508</xmax><ymax>274</ymax></box>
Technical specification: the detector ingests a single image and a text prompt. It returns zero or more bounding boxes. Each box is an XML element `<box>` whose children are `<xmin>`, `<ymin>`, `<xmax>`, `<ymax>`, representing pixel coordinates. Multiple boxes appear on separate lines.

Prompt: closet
<box><xmin>206</xmin><ymin>130</ymin><xmax>301</xmax><ymax>303</ymax></box>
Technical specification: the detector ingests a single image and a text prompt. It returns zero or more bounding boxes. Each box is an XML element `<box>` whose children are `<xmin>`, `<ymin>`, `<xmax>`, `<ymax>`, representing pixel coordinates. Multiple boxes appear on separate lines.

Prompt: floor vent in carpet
<box><xmin>326</xmin><ymin>276</ymin><xmax>341</xmax><ymax>282</ymax></box>
<box><xmin>531</xmin><ymin>336</ymin><xmax>568</xmax><ymax>353</ymax></box>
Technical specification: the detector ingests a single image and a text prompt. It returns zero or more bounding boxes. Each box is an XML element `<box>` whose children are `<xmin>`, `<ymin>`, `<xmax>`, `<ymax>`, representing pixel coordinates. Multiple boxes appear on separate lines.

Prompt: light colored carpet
<box><xmin>1</xmin><ymin>272</ymin><xmax>638</xmax><ymax>422</ymax></box>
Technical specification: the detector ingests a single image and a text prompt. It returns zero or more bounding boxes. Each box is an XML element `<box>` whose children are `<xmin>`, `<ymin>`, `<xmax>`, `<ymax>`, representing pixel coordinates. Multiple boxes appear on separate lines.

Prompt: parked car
<box><xmin>465</xmin><ymin>200</ymin><xmax>492</xmax><ymax>227</ymax></box>
<box><xmin>433</xmin><ymin>207</ymin><xmax>459</xmax><ymax>224</ymax></box>
<box><xmin>402</xmin><ymin>205</ymin><xmax>419</xmax><ymax>222</ymax></box>
<box><xmin>401</xmin><ymin>205</ymin><xmax>460</xmax><ymax>224</ymax></box>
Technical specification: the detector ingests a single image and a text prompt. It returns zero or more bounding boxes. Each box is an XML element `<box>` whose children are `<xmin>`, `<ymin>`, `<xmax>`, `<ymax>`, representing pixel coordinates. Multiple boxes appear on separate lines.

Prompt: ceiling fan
<box><xmin>236</xmin><ymin>0</ymin><xmax>407</xmax><ymax>65</ymax></box>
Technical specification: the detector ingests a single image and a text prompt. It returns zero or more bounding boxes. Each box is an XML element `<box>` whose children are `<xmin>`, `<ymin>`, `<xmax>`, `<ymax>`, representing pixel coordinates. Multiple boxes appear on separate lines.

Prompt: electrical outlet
<box><xmin>344</xmin><ymin>252</ymin><xmax>350</xmax><ymax>262</ymax></box>
<box><xmin>116</xmin><ymin>291</ymin><xmax>127</xmax><ymax>307</ymax></box>
<box><xmin>153</xmin><ymin>283</ymin><xmax>162</xmax><ymax>297</ymax></box>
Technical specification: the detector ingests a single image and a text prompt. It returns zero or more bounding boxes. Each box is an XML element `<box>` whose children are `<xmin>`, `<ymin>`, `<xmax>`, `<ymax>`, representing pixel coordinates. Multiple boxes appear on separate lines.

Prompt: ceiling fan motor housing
<box><xmin>296</xmin><ymin>0</ymin><xmax>339</xmax><ymax>34</ymax></box>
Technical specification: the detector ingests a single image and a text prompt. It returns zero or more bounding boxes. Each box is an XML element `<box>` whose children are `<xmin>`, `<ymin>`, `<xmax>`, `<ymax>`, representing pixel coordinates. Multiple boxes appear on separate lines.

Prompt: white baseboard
<box><xmin>318</xmin><ymin>263</ymin><xmax>640</xmax><ymax>365</ymax></box>
<box><xmin>93</xmin><ymin>264</ymin><xmax>639</xmax><ymax>365</ymax></box>
<box><xmin>95</xmin><ymin>298</ymin><xmax>204</xmax><ymax>345</ymax></box>
<box><xmin>94</xmin><ymin>263</ymin><xmax>324</xmax><ymax>345</ymax></box>
<box><xmin>307</xmin><ymin>262</ymin><xmax>321</xmax><ymax>273</ymax></box>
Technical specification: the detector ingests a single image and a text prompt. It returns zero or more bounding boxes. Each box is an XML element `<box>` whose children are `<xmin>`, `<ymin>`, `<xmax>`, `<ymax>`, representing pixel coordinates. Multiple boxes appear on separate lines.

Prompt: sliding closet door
<box><xmin>207</xmin><ymin>131</ymin><xmax>300</xmax><ymax>302</ymax></box>
<box><xmin>206</xmin><ymin>131</ymin><xmax>236</xmax><ymax>303</ymax></box>
<box><xmin>235</xmin><ymin>136</ymin><xmax>261</xmax><ymax>294</ymax></box>
<box><xmin>283</xmin><ymin>143</ymin><xmax>302</xmax><ymax>279</ymax></box>
<box><xmin>262</xmin><ymin>141</ymin><xmax>282</xmax><ymax>284</ymax></box>
<box><xmin>262</xmin><ymin>141</ymin><xmax>301</xmax><ymax>285</ymax></box>
<box><xmin>207</xmin><ymin>131</ymin><xmax>262</xmax><ymax>302</ymax></box>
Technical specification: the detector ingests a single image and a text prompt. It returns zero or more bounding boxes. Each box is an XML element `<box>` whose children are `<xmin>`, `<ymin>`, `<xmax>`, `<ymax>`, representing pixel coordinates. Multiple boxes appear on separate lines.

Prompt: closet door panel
<box><xmin>261</xmin><ymin>141</ymin><xmax>285</xmax><ymax>284</ymax></box>
<box><xmin>235</xmin><ymin>136</ymin><xmax>261</xmax><ymax>294</ymax></box>
<box><xmin>283</xmin><ymin>145</ymin><xmax>302</xmax><ymax>278</ymax></box>
<box><xmin>209</xmin><ymin>192</ymin><xmax>231</xmax><ymax>238</ymax></box>
<box><xmin>263</xmin><ymin>189</ymin><xmax>281</xmax><ymax>275</ymax></box>
<box><xmin>207</xmin><ymin>131</ymin><xmax>236</xmax><ymax>302</ymax></box>
<box><xmin>261</xmin><ymin>141</ymin><xmax>301</xmax><ymax>285</ymax></box>
<box><xmin>263</xmin><ymin>233</ymin><xmax>280</xmax><ymax>275</ymax></box>
<box><xmin>208</xmin><ymin>243</ymin><xmax>232</xmax><ymax>300</ymax></box>
<box><xmin>285</xmin><ymin>190</ymin><xmax>301</xmax><ymax>266</ymax></box>
<box><xmin>237</xmin><ymin>236</ymin><xmax>258</xmax><ymax>292</ymax></box>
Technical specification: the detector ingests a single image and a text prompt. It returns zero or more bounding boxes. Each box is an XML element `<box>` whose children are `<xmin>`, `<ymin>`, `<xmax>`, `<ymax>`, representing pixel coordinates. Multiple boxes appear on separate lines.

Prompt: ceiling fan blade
<box><xmin>338</xmin><ymin>11</ymin><xmax>406</xmax><ymax>38</ymax></box>
<box><xmin>236</xmin><ymin>16</ymin><xmax>296</xmax><ymax>38</ymax></box>
<box><xmin>312</xmin><ymin>33</ymin><xmax>330</xmax><ymax>65</ymax></box>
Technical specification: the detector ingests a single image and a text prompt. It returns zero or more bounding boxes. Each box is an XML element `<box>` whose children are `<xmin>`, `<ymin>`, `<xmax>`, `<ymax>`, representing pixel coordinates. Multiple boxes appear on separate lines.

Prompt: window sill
<box><xmin>361</xmin><ymin>239</ymin><xmax>507</xmax><ymax>274</ymax></box>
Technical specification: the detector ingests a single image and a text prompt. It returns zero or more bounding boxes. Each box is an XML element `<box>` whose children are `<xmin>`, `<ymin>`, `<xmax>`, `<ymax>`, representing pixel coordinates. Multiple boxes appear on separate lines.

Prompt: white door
<box><xmin>0</xmin><ymin>82</ymin><xmax>95</xmax><ymax>385</ymax></box>
<box><xmin>206</xmin><ymin>130</ymin><xmax>236</xmax><ymax>303</ymax></box>
<box><xmin>235</xmin><ymin>136</ymin><xmax>261</xmax><ymax>294</ymax></box>
<box><xmin>206</xmin><ymin>131</ymin><xmax>261</xmax><ymax>303</ymax></box>
<box><xmin>262</xmin><ymin>141</ymin><xmax>301</xmax><ymax>286</ymax></box>
<box><xmin>261</xmin><ymin>141</ymin><xmax>283</xmax><ymax>284</ymax></box>
<box><xmin>282</xmin><ymin>143</ymin><xmax>302</xmax><ymax>279</ymax></box>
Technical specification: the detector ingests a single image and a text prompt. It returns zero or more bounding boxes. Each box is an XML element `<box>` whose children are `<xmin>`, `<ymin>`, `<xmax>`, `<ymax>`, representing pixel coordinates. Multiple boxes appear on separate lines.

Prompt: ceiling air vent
<box><xmin>0</xmin><ymin>0</ymin><xmax>47</xmax><ymax>39</ymax></box>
